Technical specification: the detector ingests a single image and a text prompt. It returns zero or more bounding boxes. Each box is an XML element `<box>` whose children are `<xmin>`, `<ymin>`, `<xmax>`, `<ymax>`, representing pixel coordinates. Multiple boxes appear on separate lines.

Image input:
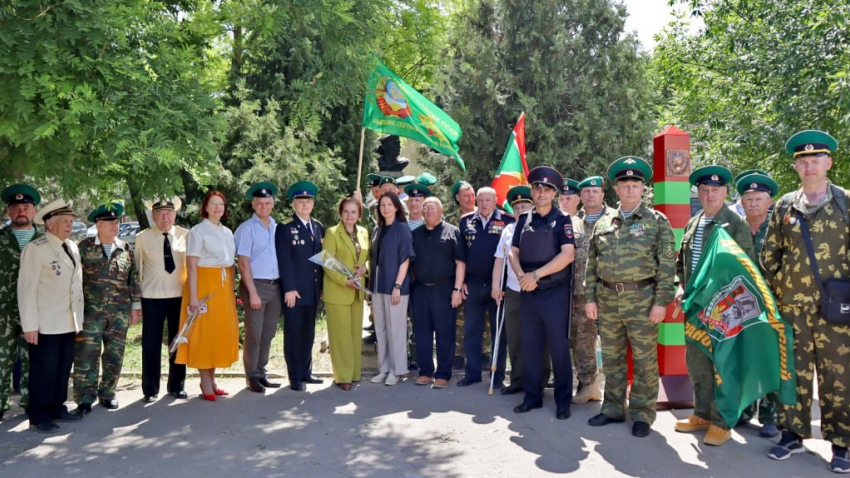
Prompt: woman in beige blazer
<box><xmin>322</xmin><ymin>196</ymin><xmax>370</xmax><ymax>390</ymax></box>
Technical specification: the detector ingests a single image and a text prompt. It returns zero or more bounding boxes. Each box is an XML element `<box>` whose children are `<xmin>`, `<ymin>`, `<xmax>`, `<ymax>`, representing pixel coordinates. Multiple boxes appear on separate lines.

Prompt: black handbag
<box><xmin>797</xmin><ymin>211</ymin><xmax>850</xmax><ymax>325</ymax></box>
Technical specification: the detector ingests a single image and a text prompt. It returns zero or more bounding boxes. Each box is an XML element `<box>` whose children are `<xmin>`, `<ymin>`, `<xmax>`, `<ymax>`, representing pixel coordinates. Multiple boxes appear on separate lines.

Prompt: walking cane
<box><xmin>488</xmin><ymin>244</ymin><xmax>509</xmax><ymax>396</ymax></box>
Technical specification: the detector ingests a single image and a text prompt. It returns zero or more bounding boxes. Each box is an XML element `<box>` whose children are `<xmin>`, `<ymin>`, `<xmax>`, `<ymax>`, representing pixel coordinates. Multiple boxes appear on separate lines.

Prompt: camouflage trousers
<box><xmin>453</xmin><ymin>303</ymin><xmax>492</xmax><ymax>364</ymax></box>
<box><xmin>73</xmin><ymin>309</ymin><xmax>129</xmax><ymax>404</ymax></box>
<box><xmin>743</xmin><ymin>391</ymin><xmax>779</xmax><ymax>425</ymax></box>
<box><xmin>597</xmin><ymin>285</ymin><xmax>659</xmax><ymax>424</ymax></box>
<box><xmin>0</xmin><ymin>313</ymin><xmax>29</xmax><ymax>413</ymax></box>
<box><xmin>686</xmin><ymin>341</ymin><xmax>729</xmax><ymax>430</ymax></box>
<box><xmin>778</xmin><ymin>303</ymin><xmax>850</xmax><ymax>448</ymax></box>
<box><xmin>571</xmin><ymin>296</ymin><xmax>598</xmax><ymax>386</ymax></box>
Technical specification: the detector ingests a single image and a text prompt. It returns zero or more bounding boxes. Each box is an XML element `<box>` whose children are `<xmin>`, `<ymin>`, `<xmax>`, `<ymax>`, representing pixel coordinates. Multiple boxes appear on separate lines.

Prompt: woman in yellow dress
<box><xmin>322</xmin><ymin>196</ymin><xmax>370</xmax><ymax>390</ymax></box>
<box><xmin>176</xmin><ymin>190</ymin><xmax>239</xmax><ymax>401</ymax></box>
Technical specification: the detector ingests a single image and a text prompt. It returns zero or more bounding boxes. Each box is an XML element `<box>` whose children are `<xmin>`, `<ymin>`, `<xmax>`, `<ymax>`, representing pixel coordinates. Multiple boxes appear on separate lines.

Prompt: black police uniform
<box><xmin>275</xmin><ymin>215</ymin><xmax>324</xmax><ymax>389</ymax></box>
<box><xmin>459</xmin><ymin>209</ymin><xmax>514</xmax><ymax>385</ymax></box>
<box><xmin>411</xmin><ymin>221</ymin><xmax>465</xmax><ymax>381</ymax></box>
<box><xmin>512</xmin><ymin>208</ymin><xmax>575</xmax><ymax>410</ymax></box>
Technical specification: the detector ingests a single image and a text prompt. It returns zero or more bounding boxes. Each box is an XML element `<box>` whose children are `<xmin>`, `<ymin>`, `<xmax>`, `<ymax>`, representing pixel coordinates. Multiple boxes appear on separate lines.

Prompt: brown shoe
<box><xmin>432</xmin><ymin>379</ymin><xmax>449</xmax><ymax>389</ymax></box>
<box><xmin>415</xmin><ymin>376</ymin><xmax>433</xmax><ymax>386</ymax></box>
<box><xmin>675</xmin><ymin>414</ymin><xmax>711</xmax><ymax>433</ymax></box>
<box><xmin>339</xmin><ymin>383</ymin><xmax>352</xmax><ymax>391</ymax></box>
<box><xmin>246</xmin><ymin>377</ymin><xmax>265</xmax><ymax>393</ymax></box>
<box><xmin>703</xmin><ymin>425</ymin><xmax>732</xmax><ymax>446</ymax></box>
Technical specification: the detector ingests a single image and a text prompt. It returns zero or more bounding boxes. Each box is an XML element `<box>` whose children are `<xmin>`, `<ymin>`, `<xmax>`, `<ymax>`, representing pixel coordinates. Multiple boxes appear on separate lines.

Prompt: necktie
<box><xmin>61</xmin><ymin>242</ymin><xmax>76</xmax><ymax>268</ymax></box>
<box><xmin>163</xmin><ymin>232</ymin><xmax>176</xmax><ymax>273</ymax></box>
<box><xmin>307</xmin><ymin>221</ymin><xmax>314</xmax><ymax>239</ymax></box>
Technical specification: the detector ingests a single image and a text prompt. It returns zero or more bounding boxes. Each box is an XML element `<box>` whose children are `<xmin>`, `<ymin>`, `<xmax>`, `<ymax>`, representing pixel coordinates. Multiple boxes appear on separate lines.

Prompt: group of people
<box><xmin>0</xmin><ymin>128</ymin><xmax>847</xmax><ymax>474</ymax></box>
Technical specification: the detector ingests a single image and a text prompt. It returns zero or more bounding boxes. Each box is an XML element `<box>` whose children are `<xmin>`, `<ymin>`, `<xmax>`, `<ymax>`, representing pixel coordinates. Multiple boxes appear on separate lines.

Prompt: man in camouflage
<box><xmin>673</xmin><ymin>165</ymin><xmax>755</xmax><ymax>447</ymax></box>
<box><xmin>576</xmin><ymin>175</ymin><xmax>616</xmax><ymax>227</ymax></box>
<box><xmin>585</xmin><ymin>156</ymin><xmax>676</xmax><ymax>438</ymax></box>
<box><xmin>559</xmin><ymin>178</ymin><xmax>601</xmax><ymax>403</ymax></box>
<box><xmin>73</xmin><ymin>203</ymin><xmax>141</xmax><ymax>414</ymax></box>
<box><xmin>0</xmin><ymin>184</ymin><xmax>42</xmax><ymax>419</ymax></box>
<box><xmin>762</xmin><ymin>130</ymin><xmax>850</xmax><ymax>474</ymax></box>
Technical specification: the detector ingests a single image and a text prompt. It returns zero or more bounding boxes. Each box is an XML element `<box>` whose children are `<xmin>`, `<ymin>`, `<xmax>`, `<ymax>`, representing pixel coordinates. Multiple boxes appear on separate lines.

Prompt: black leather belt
<box><xmin>254</xmin><ymin>279</ymin><xmax>279</xmax><ymax>285</ymax></box>
<box><xmin>601</xmin><ymin>278</ymin><xmax>655</xmax><ymax>292</ymax></box>
<box><xmin>420</xmin><ymin>278</ymin><xmax>453</xmax><ymax>287</ymax></box>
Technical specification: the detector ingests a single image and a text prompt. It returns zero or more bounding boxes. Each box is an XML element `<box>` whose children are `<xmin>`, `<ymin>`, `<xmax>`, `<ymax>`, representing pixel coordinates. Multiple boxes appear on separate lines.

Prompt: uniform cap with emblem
<box><xmin>688</xmin><ymin>165</ymin><xmax>732</xmax><ymax>187</ymax></box>
<box><xmin>577</xmin><ymin>176</ymin><xmax>604</xmax><ymax>190</ymax></box>
<box><xmin>34</xmin><ymin>198</ymin><xmax>74</xmax><ymax>225</ymax></box>
<box><xmin>452</xmin><ymin>180</ymin><xmax>472</xmax><ymax>203</ymax></box>
<box><xmin>144</xmin><ymin>196</ymin><xmax>182</xmax><ymax>212</ymax></box>
<box><xmin>561</xmin><ymin>178</ymin><xmax>580</xmax><ymax>195</ymax></box>
<box><xmin>528</xmin><ymin>166</ymin><xmax>564</xmax><ymax>191</ymax></box>
<box><xmin>416</xmin><ymin>172</ymin><xmax>437</xmax><ymax>187</ymax></box>
<box><xmin>2</xmin><ymin>183</ymin><xmax>41</xmax><ymax>206</ymax></box>
<box><xmin>607</xmin><ymin>156</ymin><xmax>652</xmax><ymax>183</ymax></box>
<box><xmin>367</xmin><ymin>173</ymin><xmax>383</xmax><ymax>187</ymax></box>
<box><xmin>735</xmin><ymin>172</ymin><xmax>779</xmax><ymax>198</ymax></box>
<box><xmin>396</xmin><ymin>175</ymin><xmax>416</xmax><ymax>187</ymax></box>
<box><xmin>88</xmin><ymin>202</ymin><xmax>124</xmax><ymax>222</ymax></box>
<box><xmin>287</xmin><ymin>180</ymin><xmax>319</xmax><ymax>201</ymax></box>
<box><xmin>378</xmin><ymin>176</ymin><xmax>397</xmax><ymax>188</ymax></box>
<box><xmin>404</xmin><ymin>183</ymin><xmax>432</xmax><ymax>198</ymax></box>
<box><xmin>245</xmin><ymin>181</ymin><xmax>279</xmax><ymax>200</ymax></box>
<box><xmin>785</xmin><ymin>130</ymin><xmax>838</xmax><ymax>158</ymax></box>
<box><xmin>507</xmin><ymin>185</ymin><xmax>533</xmax><ymax>205</ymax></box>
<box><xmin>733</xmin><ymin>169</ymin><xmax>768</xmax><ymax>186</ymax></box>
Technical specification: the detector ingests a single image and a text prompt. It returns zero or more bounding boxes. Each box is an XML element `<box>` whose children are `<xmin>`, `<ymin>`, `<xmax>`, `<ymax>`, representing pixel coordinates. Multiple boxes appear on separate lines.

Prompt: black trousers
<box><xmin>141</xmin><ymin>297</ymin><xmax>186</xmax><ymax>397</ymax></box>
<box><xmin>520</xmin><ymin>286</ymin><xmax>573</xmax><ymax>410</ymax></box>
<box><xmin>463</xmin><ymin>279</ymin><xmax>507</xmax><ymax>384</ymax></box>
<box><xmin>28</xmin><ymin>332</ymin><xmax>75</xmax><ymax>425</ymax></box>
<box><xmin>412</xmin><ymin>282</ymin><xmax>456</xmax><ymax>381</ymax></box>
<box><xmin>283</xmin><ymin>304</ymin><xmax>317</xmax><ymax>385</ymax></box>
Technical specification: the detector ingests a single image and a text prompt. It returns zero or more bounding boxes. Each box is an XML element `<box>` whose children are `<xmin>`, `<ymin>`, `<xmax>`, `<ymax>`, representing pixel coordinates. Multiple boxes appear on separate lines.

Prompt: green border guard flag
<box><xmin>682</xmin><ymin>227</ymin><xmax>796</xmax><ymax>428</ymax></box>
<box><xmin>362</xmin><ymin>56</ymin><xmax>464</xmax><ymax>171</ymax></box>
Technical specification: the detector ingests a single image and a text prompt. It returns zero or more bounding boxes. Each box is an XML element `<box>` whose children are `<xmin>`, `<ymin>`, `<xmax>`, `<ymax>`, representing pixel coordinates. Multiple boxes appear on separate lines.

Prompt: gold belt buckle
<box><xmin>615</xmin><ymin>282</ymin><xmax>625</xmax><ymax>293</ymax></box>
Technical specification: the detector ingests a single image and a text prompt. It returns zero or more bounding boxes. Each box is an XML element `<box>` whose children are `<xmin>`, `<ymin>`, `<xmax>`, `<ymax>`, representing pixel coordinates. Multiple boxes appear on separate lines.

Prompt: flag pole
<box><xmin>356</xmin><ymin>127</ymin><xmax>366</xmax><ymax>192</ymax></box>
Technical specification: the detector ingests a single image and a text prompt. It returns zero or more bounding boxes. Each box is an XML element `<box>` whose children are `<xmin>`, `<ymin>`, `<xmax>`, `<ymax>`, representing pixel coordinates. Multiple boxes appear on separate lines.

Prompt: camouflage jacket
<box><xmin>761</xmin><ymin>183</ymin><xmax>850</xmax><ymax>307</ymax></box>
<box><xmin>576</xmin><ymin>204</ymin><xmax>617</xmax><ymax>228</ymax></box>
<box><xmin>78</xmin><ymin>236</ymin><xmax>141</xmax><ymax>311</ymax></box>
<box><xmin>585</xmin><ymin>203</ymin><xmax>676</xmax><ymax>307</ymax></box>
<box><xmin>675</xmin><ymin>205</ymin><xmax>755</xmax><ymax>286</ymax></box>
<box><xmin>0</xmin><ymin>226</ymin><xmax>42</xmax><ymax>316</ymax></box>
<box><xmin>572</xmin><ymin>215</ymin><xmax>589</xmax><ymax>296</ymax></box>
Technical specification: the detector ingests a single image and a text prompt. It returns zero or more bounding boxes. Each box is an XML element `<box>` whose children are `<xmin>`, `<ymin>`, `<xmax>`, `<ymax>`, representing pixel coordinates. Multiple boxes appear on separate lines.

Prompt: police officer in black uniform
<box><xmin>509</xmin><ymin>167</ymin><xmax>576</xmax><ymax>419</ymax></box>
<box><xmin>275</xmin><ymin>181</ymin><xmax>325</xmax><ymax>391</ymax></box>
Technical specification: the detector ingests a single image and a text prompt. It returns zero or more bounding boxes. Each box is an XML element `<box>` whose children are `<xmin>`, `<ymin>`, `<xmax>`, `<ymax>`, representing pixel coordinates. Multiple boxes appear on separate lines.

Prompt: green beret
<box><xmin>577</xmin><ymin>176</ymin><xmax>604</xmax><ymax>190</ymax></box>
<box><xmin>785</xmin><ymin>130</ymin><xmax>838</xmax><ymax>158</ymax></box>
<box><xmin>287</xmin><ymin>181</ymin><xmax>318</xmax><ymax>201</ymax></box>
<box><xmin>246</xmin><ymin>181</ymin><xmax>278</xmax><ymax>200</ymax></box>
<box><xmin>88</xmin><ymin>202</ymin><xmax>124</xmax><ymax>222</ymax></box>
<box><xmin>452</xmin><ymin>181</ymin><xmax>472</xmax><ymax>203</ymax></box>
<box><xmin>416</xmin><ymin>172</ymin><xmax>437</xmax><ymax>186</ymax></box>
<box><xmin>2</xmin><ymin>183</ymin><xmax>41</xmax><ymax>206</ymax></box>
<box><xmin>736</xmin><ymin>173</ymin><xmax>779</xmax><ymax>198</ymax></box>
<box><xmin>607</xmin><ymin>156</ymin><xmax>652</xmax><ymax>183</ymax></box>
<box><xmin>689</xmin><ymin>165</ymin><xmax>732</xmax><ymax>187</ymax></box>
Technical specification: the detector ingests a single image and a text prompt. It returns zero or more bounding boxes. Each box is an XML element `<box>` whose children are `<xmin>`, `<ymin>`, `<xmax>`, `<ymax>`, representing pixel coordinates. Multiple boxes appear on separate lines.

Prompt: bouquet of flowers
<box><xmin>309</xmin><ymin>250</ymin><xmax>369</xmax><ymax>293</ymax></box>
<box><xmin>169</xmin><ymin>294</ymin><xmax>212</xmax><ymax>354</ymax></box>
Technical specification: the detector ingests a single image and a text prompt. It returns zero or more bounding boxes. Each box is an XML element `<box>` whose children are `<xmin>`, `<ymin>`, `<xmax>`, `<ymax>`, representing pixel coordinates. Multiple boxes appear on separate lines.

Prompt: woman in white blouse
<box><xmin>175</xmin><ymin>190</ymin><xmax>239</xmax><ymax>401</ymax></box>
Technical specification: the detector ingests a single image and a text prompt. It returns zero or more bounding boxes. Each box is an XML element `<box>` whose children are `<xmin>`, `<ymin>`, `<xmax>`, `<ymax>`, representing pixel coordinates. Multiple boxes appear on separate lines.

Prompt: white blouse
<box><xmin>187</xmin><ymin>219</ymin><xmax>236</xmax><ymax>267</ymax></box>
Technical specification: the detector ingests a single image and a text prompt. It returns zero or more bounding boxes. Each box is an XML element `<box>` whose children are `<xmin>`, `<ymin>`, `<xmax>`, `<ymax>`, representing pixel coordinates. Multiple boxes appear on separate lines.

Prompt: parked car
<box><xmin>118</xmin><ymin>221</ymin><xmax>140</xmax><ymax>247</ymax></box>
<box><xmin>71</xmin><ymin>221</ymin><xmax>88</xmax><ymax>243</ymax></box>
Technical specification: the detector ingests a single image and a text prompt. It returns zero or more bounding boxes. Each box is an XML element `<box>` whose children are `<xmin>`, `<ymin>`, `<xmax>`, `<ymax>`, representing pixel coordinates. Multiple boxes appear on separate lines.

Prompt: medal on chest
<box><xmin>489</xmin><ymin>220</ymin><xmax>505</xmax><ymax>235</ymax></box>
<box><xmin>629</xmin><ymin>224</ymin><xmax>646</xmax><ymax>237</ymax></box>
<box><xmin>51</xmin><ymin>260</ymin><xmax>62</xmax><ymax>276</ymax></box>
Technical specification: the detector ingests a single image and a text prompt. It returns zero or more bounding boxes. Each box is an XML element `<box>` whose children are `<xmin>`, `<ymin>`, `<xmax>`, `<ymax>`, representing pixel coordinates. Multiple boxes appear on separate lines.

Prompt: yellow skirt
<box><xmin>175</xmin><ymin>266</ymin><xmax>239</xmax><ymax>369</ymax></box>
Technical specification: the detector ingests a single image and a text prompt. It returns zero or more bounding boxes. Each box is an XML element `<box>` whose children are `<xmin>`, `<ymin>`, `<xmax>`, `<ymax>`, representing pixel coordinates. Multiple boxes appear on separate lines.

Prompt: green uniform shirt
<box><xmin>572</xmin><ymin>215</ymin><xmax>588</xmax><ymax>296</ymax></box>
<box><xmin>78</xmin><ymin>237</ymin><xmax>141</xmax><ymax>312</ymax></box>
<box><xmin>675</xmin><ymin>205</ymin><xmax>755</xmax><ymax>286</ymax></box>
<box><xmin>0</xmin><ymin>226</ymin><xmax>42</xmax><ymax>317</ymax></box>
<box><xmin>585</xmin><ymin>203</ymin><xmax>676</xmax><ymax>307</ymax></box>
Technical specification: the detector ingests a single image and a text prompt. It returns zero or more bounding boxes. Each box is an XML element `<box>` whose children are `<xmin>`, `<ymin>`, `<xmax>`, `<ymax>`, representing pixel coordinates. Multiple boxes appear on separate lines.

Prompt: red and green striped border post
<box><xmin>652</xmin><ymin>125</ymin><xmax>694</xmax><ymax>407</ymax></box>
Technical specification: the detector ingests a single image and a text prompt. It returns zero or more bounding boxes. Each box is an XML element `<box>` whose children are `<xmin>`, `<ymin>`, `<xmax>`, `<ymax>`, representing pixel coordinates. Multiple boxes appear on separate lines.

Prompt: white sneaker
<box><xmin>385</xmin><ymin>374</ymin><xmax>399</xmax><ymax>386</ymax></box>
<box><xmin>370</xmin><ymin>372</ymin><xmax>388</xmax><ymax>383</ymax></box>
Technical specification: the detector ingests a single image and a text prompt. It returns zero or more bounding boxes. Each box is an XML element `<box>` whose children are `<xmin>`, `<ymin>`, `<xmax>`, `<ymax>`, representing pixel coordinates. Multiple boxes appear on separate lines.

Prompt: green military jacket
<box><xmin>572</xmin><ymin>215</ymin><xmax>589</xmax><ymax>296</ymax></box>
<box><xmin>752</xmin><ymin>215</ymin><xmax>770</xmax><ymax>258</ymax></box>
<box><xmin>577</xmin><ymin>204</ymin><xmax>617</xmax><ymax>227</ymax></box>
<box><xmin>78</xmin><ymin>236</ymin><xmax>141</xmax><ymax>312</ymax></box>
<box><xmin>0</xmin><ymin>226</ymin><xmax>43</xmax><ymax>316</ymax></box>
<box><xmin>675</xmin><ymin>205</ymin><xmax>755</xmax><ymax>286</ymax></box>
<box><xmin>585</xmin><ymin>203</ymin><xmax>676</xmax><ymax>307</ymax></box>
<box><xmin>761</xmin><ymin>183</ymin><xmax>850</xmax><ymax>307</ymax></box>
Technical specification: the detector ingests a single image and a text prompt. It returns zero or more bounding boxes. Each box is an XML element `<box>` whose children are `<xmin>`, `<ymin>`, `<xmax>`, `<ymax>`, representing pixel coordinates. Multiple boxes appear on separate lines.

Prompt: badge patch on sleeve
<box><xmin>664</xmin><ymin>242</ymin><xmax>674</xmax><ymax>258</ymax></box>
<box><xmin>564</xmin><ymin>223</ymin><xmax>574</xmax><ymax>239</ymax></box>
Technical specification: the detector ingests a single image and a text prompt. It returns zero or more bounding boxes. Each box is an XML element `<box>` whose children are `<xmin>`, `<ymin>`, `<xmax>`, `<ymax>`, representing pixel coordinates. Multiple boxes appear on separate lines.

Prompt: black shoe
<box><xmin>98</xmin><ymin>398</ymin><xmax>119</xmax><ymax>410</ymax></box>
<box><xmin>831</xmin><ymin>445</ymin><xmax>850</xmax><ymax>474</ymax></box>
<box><xmin>290</xmin><ymin>383</ymin><xmax>304</xmax><ymax>392</ymax></box>
<box><xmin>142</xmin><ymin>395</ymin><xmax>157</xmax><ymax>403</ymax></box>
<box><xmin>456</xmin><ymin>377</ymin><xmax>481</xmax><ymax>387</ymax></box>
<box><xmin>0</xmin><ymin>411</ymin><xmax>4</xmax><ymax>421</ymax></box>
<box><xmin>451</xmin><ymin>356</ymin><xmax>465</xmax><ymax>370</ymax></box>
<box><xmin>513</xmin><ymin>402</ymin><xmax>543</xmax><ymax>414</ymax></box>
<box><xmin>768</xmin><ymin>431</ymin><xmax>805</xmax><ymax>461</ymax></box>
<box><xmin>302</xmin><ymin>376</ymin><xmax>323</xmax><ymax>384</ymax></box>
<box><xmin>259</xmin><ymin>377</ymin><xmax>281</xmax><ymax>388</ymax></box>
<box><xmin>169</xmin><ymin>390</ymin><xmax>188</xmax><ymax>399</ymax></box>
<box><xmin>632</xmin><ymin>421</ymin><xmax>651</xmax><ymax>437</ymax></box>
<box><xmin>55</xmin><ymin>410</ymin><xmax>82</xmax><ymax>422</ymax></box>
<box><xmin>74</xmin><ymin>403</ymin><xmax>92</xmax><ymax>415</ymax></box>
<box><xmin>246</xmin><ymin>377</ymin><xmax>266</xmax><ymax>393</ymax></box>
<box><xmin>32</xmin><ymin>422</ymin><xmax>59</xmax><ymax>434</ymax></box>
<box><xmin>500</xmin><ymin>385</ymin><xmax>522</xmax><ymax>395</ymax></box>
<box><xmin>363</xmin><ymin>333</ymin><xmax>377</xmax><ymax>345</ymax></box>
<box><xmin>588</xmin><ymin>413</ymin><xmax>625</xmax><ymax>427</ymax></box>
<box><xmin>545</xmin><ymin>379</ymin><xmax>555</xmax><ymax>389</ymax></box>
<box><xmin>556</xmin><ymin>408</ymin><xmax>571</xmax><ymax>420</ymax></box>
<box><xmin>408</xmin><ymin>361</ymin><xmax>419</xmax><ymax>371</ymax></box>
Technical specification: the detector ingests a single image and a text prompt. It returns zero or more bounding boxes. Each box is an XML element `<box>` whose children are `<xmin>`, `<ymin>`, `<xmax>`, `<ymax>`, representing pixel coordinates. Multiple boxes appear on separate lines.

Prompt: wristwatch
<box><xmin>453</xmin><ymin>287</ymin><xmax>462</xmax><ymax>292</ymax></box>
<box><xmin>532</xmin><ymin>271</ymin><xmax>540</xmax><ymax>281</ymax></box>
<box><xmin>393</xmin><ymin>283</ymin><xmax>402</xmax><ymax>290</ymax></box>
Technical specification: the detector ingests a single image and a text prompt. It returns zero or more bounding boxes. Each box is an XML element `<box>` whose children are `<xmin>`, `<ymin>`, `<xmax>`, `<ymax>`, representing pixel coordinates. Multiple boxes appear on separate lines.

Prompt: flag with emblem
<box><xmin>681</xmin><ymin>227</ymin><xmax>796</xmax><ymax>427</ymax></box>
<box><xmin>362</xmin><ymin>55</ymin><xmax>464</xmax><ymax>171</ymax></box>
<box><xmin>491</xmin><ymin>112</ymin><xmax>529</xmax><ymax>213</ymax></box>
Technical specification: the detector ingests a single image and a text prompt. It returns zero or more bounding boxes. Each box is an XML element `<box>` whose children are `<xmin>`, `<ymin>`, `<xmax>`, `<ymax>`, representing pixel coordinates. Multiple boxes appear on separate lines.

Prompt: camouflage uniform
<box><xmin>570</xmin><ymin>215</ymin><xmax>598</xmax><ymax>387</ymax></box>
<box><xmin>446</xmin><ymin>208</ymin><xmax>471</xmax><ymax>366</ymax></box>
<box><xmin>0</xmin><ymin>226</ymin><xmax>41</xmax><ymax>414</ymax></box>
<box><xmin>676</xmin><ymin>205</ymin><xmax>755</xmax><ymax>430</ymax></box>
<box><xmin>586</xmin><ymin>203</ymin><xmax>676</xmax><ymax>424</ymax></box>
<box><xmin>761</xmin><ymin>184</ymin><xmax>850</xmax><ymax>448</ymax></box>
<box><xmin>73</xmin><ymin>237</ymin><xmax>141</xmax><ymax>405</ymax></box>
